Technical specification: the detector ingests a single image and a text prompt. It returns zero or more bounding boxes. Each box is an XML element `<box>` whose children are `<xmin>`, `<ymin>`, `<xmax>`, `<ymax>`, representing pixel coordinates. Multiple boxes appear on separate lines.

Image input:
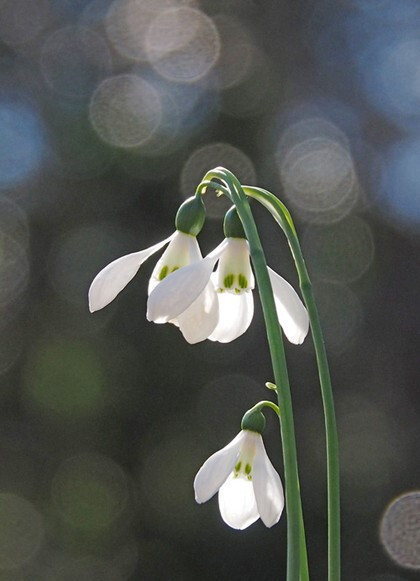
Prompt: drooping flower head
<box><xmin>88</xmin><ymin>195</ymin><xmax>220</xmax><ymax>343</ymax></box>
<box><xmin>148</xmin><ymin>206</ymin><xmax>309</xmax><ymax>344</ymax></box>
<box><xmin>194</xmin><ymin>406</ymin><xmax>284</xmax><ymax>530</ymax></box>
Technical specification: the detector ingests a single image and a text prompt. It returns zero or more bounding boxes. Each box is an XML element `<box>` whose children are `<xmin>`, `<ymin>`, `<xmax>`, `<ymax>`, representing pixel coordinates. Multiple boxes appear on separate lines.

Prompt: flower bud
<box><xmin>223</xmin><ymin>206</ymin><xmax>246</xmax><ymax>239</ymax></box>
<box><xmin>241</xmin><ymin>407</ymin><xmax>266</xmax><ymax>434</ymax></box>
<box><xmin>175</xmin><ymin>195</ymin><xmax>206</xmax><ymax>236</ymax></box>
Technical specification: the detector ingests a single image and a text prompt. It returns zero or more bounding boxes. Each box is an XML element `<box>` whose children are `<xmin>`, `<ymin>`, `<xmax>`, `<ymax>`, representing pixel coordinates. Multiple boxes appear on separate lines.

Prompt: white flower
<box><xmin>88</xmin><ymin>230</ymin><xmax>219</xmax><ymax>344</ymax></box>
<box><xmin>147</xmin><ymin>237</ymin><xmax>309</xmax><ymax>344</ymax></box>
<box><xmin>194</xmin><ymin>429</ymin><xmax>284</xmax><ymax>530</ymax></box>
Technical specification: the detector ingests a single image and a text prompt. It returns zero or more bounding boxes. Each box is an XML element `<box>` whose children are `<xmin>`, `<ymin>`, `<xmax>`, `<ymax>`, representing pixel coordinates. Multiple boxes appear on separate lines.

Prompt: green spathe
<box><xmin>241</xmin><ymin>408</ymin><xmax>266</xmax><ymax>434</ymax></box>
<box><xmin>175</xmin><ymin>195</ymin><xmax>206</xmax><ymax>236</ymax></box>
<box><xmin>224</xmin><ymin>205</ymin><xmax>246</xmax><ymax>239</ymax></box>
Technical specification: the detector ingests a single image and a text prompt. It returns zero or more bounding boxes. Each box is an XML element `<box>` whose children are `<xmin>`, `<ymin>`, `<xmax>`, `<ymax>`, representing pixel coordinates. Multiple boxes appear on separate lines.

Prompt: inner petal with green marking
<box><xmin>216</xmin><ymin>238</ymin><xmax>254</xmax><ymax>294</ymax></box>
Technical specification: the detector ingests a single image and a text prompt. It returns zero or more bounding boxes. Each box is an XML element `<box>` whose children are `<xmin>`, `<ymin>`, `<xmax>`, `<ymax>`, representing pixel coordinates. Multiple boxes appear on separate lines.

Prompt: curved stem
<box><xmin>254</xmin><ymin>400</ymin><xmax>280</xmax><ymax>416</ymax></box>
<box><xmin>203</xmin><ymin>168</ymin><xmax>304</xmax><ymax>581</ymax></box>
<box><xmin>243</xmin><ymin>185</ymin><xmax>340</xmax><ymax>581</ymax></box>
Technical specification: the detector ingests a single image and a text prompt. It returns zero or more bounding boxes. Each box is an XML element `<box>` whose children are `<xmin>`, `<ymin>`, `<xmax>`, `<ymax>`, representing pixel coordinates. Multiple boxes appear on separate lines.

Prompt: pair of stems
<box><xmin>199</xmin><ymin>168</ymin><xmax>340</xmax><ymax>581</ymax></box>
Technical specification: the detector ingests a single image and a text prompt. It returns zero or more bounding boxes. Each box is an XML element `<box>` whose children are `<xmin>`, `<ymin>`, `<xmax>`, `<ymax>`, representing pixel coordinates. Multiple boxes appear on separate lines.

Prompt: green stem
<box><xmin>203</xmin><ymin>169</ymin><xmax>304</xmax><ymax>581</ymax></box>
<box><xmin>298</xmin><ymin>489</ymin><xmax>309</xmax><ymax>581</ymax></box>
<box><xmin>243</xmin><ymin>185</ymin><xmax>340</xmax><ymax>581</ymax></box>
<box><xmin>251</xmin><ymin>400</ymin><xmax>281</xmax><ymax>416</ymax></box>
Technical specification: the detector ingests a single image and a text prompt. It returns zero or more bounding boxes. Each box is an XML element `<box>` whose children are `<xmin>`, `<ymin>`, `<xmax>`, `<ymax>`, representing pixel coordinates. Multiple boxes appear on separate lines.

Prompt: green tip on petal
<box><xmin>241</xmin><ymin>408</ymin><xmax>266</xmax><ymax>434</ymax></box>
<box><xmin>223</xmin><ymin>206</ymin><xmax>246</xmax><ymax>239</ymax></box>
<box><xmin>175</xmin><ymin>195</ymin><xmax>206</xmax><ymax>236</ymax></box>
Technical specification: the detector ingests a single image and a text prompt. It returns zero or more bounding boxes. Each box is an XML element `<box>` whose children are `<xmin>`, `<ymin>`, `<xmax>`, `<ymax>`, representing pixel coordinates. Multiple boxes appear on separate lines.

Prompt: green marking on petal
<box><xmin>234</xmin><ymin>288</ymin><xmax>241</xmax><ymax>294</ymax></box>
<box><xmin>159</xmin><ymin>265</ymin><xmax>169</xmax><ymax>280</ymax></box>
<box><xmin>171</xmin><ymin>266</ymin><xmax>179</xmax><ymax>273</ymax></box>
<box><xmin>245</xmin><ymin>463</ymin><xmax>252</xmax><ymax>475</ymax></box>
<box><xmin>238</xmin><ymin>274</ymin><xmax>248</xmax><ymax>289</ymax></box>
<box><xmin>235</xmin><ymin>461</ymin><xmax>242</xmax><ymax>473</ymax></box>
<box><xmin>224</xmin><ymin>274</ymin><xmax>234</xmax><ymax>288</ymax></box>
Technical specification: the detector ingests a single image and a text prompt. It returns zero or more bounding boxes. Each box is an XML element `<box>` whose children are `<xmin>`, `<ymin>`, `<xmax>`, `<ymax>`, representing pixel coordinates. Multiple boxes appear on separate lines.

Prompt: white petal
<box><xmin>148</xmin><ymin>232</ymin><xmax>202</xmax><ymax>294</ymax></box>
<box><xmin>88</xmin><ymin>234</ymin><xmax>173</xmax><ymax>312</ymax></box>
<box><xmin>215</xmin><ymin>238</ymin><xmax>254</xmax><ymax>292</ymax></box>
<box><xmin>147</xmin><ymin>240</ymin><xmax>228</xmax><ymax>324</ymax></box>
<box><xmin>218</xmin><ymin>474</ymin><xmax>260</xmax><ymax>530</ymax></box>
<box><xmin>268</xmin><ymin>267</ymin><xmax>309</xmax><ymax>345</ymax></box>
<box><xmin>209</xmin><ymin>289</ymin><xmax>254</xmax><ymax>343</ymax></box>
<box><xmin>194</xmin><ymin>431</ymin><xmax>245</xmax><ymax>504</ymax></box>
<box><xmin>252</xmin><ymin>435</ymin><xmax>284</xmax><ymax>528</ymax></box>
<box><xmin>177</xmin><ymin>283</ymin><xmax>219</xmax><ymax>344</ymax></box>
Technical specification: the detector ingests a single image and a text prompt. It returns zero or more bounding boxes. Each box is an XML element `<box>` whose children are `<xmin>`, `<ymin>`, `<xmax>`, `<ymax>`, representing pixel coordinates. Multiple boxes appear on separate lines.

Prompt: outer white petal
<box><xmin>252</xmin><ymin>435</ymin><xmax>284</xmax><ymax>528</ymax></box>
<box><xmin>218</xmin><ymin>475</ymin><xmax>259</xmax><ymax>530</ymax></box>
<box><xmin>194</xmin><ymin>431</ymin><xmax>245</xmax><ymax>504</ymax></box>
<box><xmin>209</xmin><ymin>288</ymin><xmax>254</xmax><ymax>343</ymax></box>
<box><xmin>147</xmin><ymin>240</ymin><xmax>228</xmax><ymax>324</ymax></box>
<box><xmin>268</xmin><ymin>267</ymin><xmax>309</xmax><ymax>345</ymax></box>
<box><xmin>176</xmin><ymin>283</ymin><xmax>219</xmax><ymax>344</ymax></box>
<box><xmin>88</xmin><ymin>234</ymin><xmax>173</xmax><ymax>312</ymax></box>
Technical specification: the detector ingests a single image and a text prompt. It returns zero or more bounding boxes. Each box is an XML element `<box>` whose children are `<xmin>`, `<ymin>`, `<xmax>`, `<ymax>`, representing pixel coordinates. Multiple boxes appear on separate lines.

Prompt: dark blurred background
<box><xmin>0</xmin><ymin>0</ymin><xmax>419</xmax><ymax>579</ymax></box>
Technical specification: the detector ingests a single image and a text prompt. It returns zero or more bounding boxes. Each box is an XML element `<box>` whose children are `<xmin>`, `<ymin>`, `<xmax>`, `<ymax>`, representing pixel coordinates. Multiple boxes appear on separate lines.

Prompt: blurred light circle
<box><xmin>23</xmin><ymin>340</ymin><xmax>106</xmax><ymax>419</ymax></box>
<box><xmin>380</xmin><ymin>137</ymin><xmax>420</xmax><ymax>228</ymax></box>
<box><xmin>0</xmin><ymin>233</ymin><xmax>29</xmax><ymax>306</ymax></box>
<box><xmin>279</xmin><ymin>137</ymin><xmax>355</xmax><ymax>213</ymax></box>
<box><xmin>288</xmin><ymin>184</ymin><xmax>359</xmax><ymax>225</ymax></box>
<box><xmin>302</xmin><ymin>216</ymin><xmax>375</xmax><ymax>283</ymax></box>
<box><xmin>40</xmin><ymin>26</ymin><xmax>112</xmax><ymax>100</ymax></box>
<box><xmin>276</xmin><ymin>117</ymin><xmax>351</xmax><ymax>159</ymax></box>
<box><xmin>0</xmin><ymin>493</ymin><xmax>44</xmax><ymax>570</ymax></box>
<box><xmin>0</xmin><ymin>101</ymin><xmax>46</xmax><ymax>188</ymax></box>
<box><xmin>106</xmin><ymin>0</ymin><xmax>197</xmax><ymax>63</ymax></box>
<box><xmin>180</xmin><ymin>142</ymin><xmax>256</xmax><ymax>218</ymax></box>
<box><xmin>52</xmin><ymin>453</ymin><xmax>128</xmax><ymax>532</ymax></box>
<box><xmin>89</xmin><ymin>74</ymin><xmax>162</xmax><ymax>148</ymax></box>
<box><xmin>314</xmin><ymin>282</ymin><xmax>363</xmax><ymax>353</ymax></box>
<box><xmin>145</xmin><ymin>7</ymin><xmax>220</xmax><ymax>83</ymax></box>
<box><xmin>356</xmin><ymin>32</ymin><xmax>420</xmax><ymax>128</ymax></box>
<box><xmin>0</xmin><ymin>0</ymin><xmax>50</xmax><ymax>46</ymax></box>
<box><xmin>380</xmin><ymin>492</ymin><xmax>420</xmax><ymax>570</ymax></box>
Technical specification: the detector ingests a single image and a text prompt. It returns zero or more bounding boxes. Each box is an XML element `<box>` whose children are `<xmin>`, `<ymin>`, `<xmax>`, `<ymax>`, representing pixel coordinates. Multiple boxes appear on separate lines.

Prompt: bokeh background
<box><xmin>0</xmin><ymin>0</ymin><xmax>419</xmax><ymax>579</ymax></box>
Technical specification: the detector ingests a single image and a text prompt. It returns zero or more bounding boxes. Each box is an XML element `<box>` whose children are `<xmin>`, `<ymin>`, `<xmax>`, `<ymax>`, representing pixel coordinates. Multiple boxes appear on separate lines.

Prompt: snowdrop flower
<box><xmin>194</xmin><ymin>425</ymin><xmax>284</xmax><ymax>530</ymax></box>
<box><xmin>147</xmin><ymin>206</ymin><xmax>309</xmax><ymax>344</ymax></box>
<box><xmin>88</xmin><ymin>196</ymin><xmax>219</xmax><ymax>344</ymax></box>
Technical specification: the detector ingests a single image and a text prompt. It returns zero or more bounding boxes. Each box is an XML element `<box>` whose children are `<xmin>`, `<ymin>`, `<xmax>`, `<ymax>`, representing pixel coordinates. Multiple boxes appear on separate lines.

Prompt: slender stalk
<box><xmin>202</xmin><ymin>169</ymin><xmax>303</xmax><ymax>581</ymax></box>
<box><xmin>243</xmin><ymin>185</ymin><xmax>340</xmax><ymax>581</ymax></box>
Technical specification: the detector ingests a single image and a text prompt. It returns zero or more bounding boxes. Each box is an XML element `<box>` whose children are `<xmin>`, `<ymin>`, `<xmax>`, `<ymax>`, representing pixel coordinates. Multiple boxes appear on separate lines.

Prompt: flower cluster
<box><xmin>89</xmin><ymin>197</ymin><xmax>309</xmax><ymax>345</ymax></box>
<box><xmin>88</xmin><ymin>191</ymin><xmax>307</xmax><ymax>531</ymax></box>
